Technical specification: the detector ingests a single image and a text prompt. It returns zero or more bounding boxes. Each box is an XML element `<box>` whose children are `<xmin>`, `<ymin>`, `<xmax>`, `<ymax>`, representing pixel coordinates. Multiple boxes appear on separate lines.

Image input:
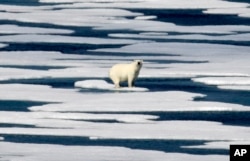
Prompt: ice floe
<box><xmin>0</xmin><ymin>43</ymin><xmax>7</xmax><ymax>48</ymax></box>
<box><xmin>0</xmin><ymin>120</ymin><xmax>249</xmax><ymax>141</ymax></box>
<box><xmin>0</xmin><ymin>51</ymin><xmax>116</xmax><ymax>80</ymax></box>
<box><xmin>40</xmin><ymin>0</ymin><xmax>249</xmax><ymax>10</ymax></box>
<box><xmin>0</xmin><ymin>25</ymin><xmax>73</xmax><ymax>34</ymax></box>
<box><xmin>75</xmin><ymin>80</ymin><xmax>149</xmax><ymax>91</ymax></box>
<box><xmin>193</xmin><ymin>77</ymin><xmax>250</xmax><ymax>91</ymax></box>
<box><xmin>0</xmin><ymin>83</ymin><xmax>249</xmax><ymax>113</ymax></box>
<box><xmin>0</xmin><ymin>67</ymin><xmax>48</xmax><ymax>81</ymax></box>
<box><xmin>0</xmin><ymin>34</ymin><xmax>146</xmax><ymax>44</ymax></box>
<box><xmin>183</xmin><ymin>140</ymin><xmax>250</xmax><ymax>151</ymax></box>
<box><xmin>0</xmin><ymin>111</ymin><xmax>158</xmax><ymax>124</ymax></box>
<box><xmin>94</xmin><ymin>19</ymin><xmax>250</xmax><ymax>34</ymax></box>
<box><xmin>0</xmin><ymin>142</ymin><xmax>227</xmax><ymax>161</ymax></box>
<box><xmin>0</xmin><ymin>7</ymin><xmax>142</xmax><ymax>27</ymax></box>
<box><xmin>192</xmin><ymin>77</ymin><xmax>250</xmax><ymax>86</ymax></box>
<box><xmin>218</xmin><ymin>85</ymin><xmax>250</xmax><ymax>91</ymax></box>
<box><xmin>204</xmin><ymin>7</ymin><xmax>250</xmax><ymax>18</ymax></box>
<box><xmin>110</xmin><ymin>32</ymin><xmax>250</xmax><ymax>41</ymax></box>
<box><xmin>92</xmin><ymin>42</ymin><xmax>250</xmax><ymax>77</ymax></box>
<box><xmin>0</xmin><ymin>2</ymin><xmax>249</xmax><ymax>34</ymax></box>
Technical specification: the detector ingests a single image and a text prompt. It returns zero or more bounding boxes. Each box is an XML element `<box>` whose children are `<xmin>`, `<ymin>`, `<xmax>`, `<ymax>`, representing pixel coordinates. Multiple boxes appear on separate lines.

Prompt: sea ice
<box><xmin>192</xmin><ymin>77</ymin><xmax>250</xmax><ymax>85</ymax></box>
<box><xmin>204</xmin><ymin>7</ymin><xmax>250</xmax><ymax>18</ymax></box>
<box><xmin>0</xmin><ymin>34</ymin><xmax>146</xmax><ymax>45</ymax></box>
<box><xmin>75</xmin><ymin>80</ymin><xmax>149</xmax><ymax>91</ymax></box>
<box><xmin>0</xmin><ymin>25</ymin><xmax>73</xmax><ymax>34</ymax></box>
<box><xmin>40</xmin><ymin>0</ymin><xmax>249</xmax><ymax>10</ymax></box>
<box><xmin>0</xmin><ymin>43</ymin><xmax>7</xmax><ymax>48</ymax></box>
<box><xmin>110</xmin><ymin>33</ymin><xmax>250</xmax><ymax>41</ymax></box>
<box><xmin>0</xmin><ymin>142</ymin><xmax>227</xmax><ymax>161</ymax></box>
<box><xmin>218</xmin><ymin>85</ymin><xmax>250</xmax><ymax>91</ymax></box>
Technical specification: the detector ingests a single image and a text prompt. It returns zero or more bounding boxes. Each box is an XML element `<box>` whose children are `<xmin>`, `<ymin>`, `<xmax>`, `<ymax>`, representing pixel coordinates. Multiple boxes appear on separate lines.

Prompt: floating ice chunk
<box><xmin>75</xmin><ymin>80</ymin><xmax>114</xmax><ymax>89</ymax></box>
<box><xmin>0</xmin><ymin>111</ymin><xmax>157</xmax><ymax>126</ymax></box>
<box><xmin>74</xmin><ymin>80</ymin><xmax>149</xmax><ymax>92</ymax></box>
<box><xmin>0</xmin><ymin>120</ymin><xmax>249</xmax><ymax>141</ymax></box>
<box><xmin>192</xmin><ymin>77</ymin><xmax>250</xmax><ymax>86</ymax></box>
<box><xmin>0</xmin><ymin>34</ymin><xmax>146</xmax><ymax>45</ymax></box>
<box><xmin>204</xmin><ymin>7</ymin><xmax>250</xmax><ymax>18</ymax></box>
<box><xmin>0</xmin><ymin>3</ymin><xmax>53</xmax><ymax>13</ymax></box>
<box><xmin>192</xmin><ymin>77</ymin><xmax>250</xmax><ymax>91</ymax></box>
<box><xmin>134</xmin><ymin>15</ymin><xmax>157</xmax><ymax>20</ymax></box>
<box><xmin>28</xmin><ymin>90</ymin><xmax>250</xmax><ymax>113</ymax></box>
<box><xmin>1</xmin><ymin>3</ymin><xmax>249</xmax><ymax>34</ymax></box>
<box><xmin>240</xmin><ymin>12</ymin><xmax>250</xmax><ymax>18</ymax></box>
<box><xmin>43</xmin><ymin>112</ymin><xmax>158</xmax><ymax>123</ymax></box>
<box><xmin>89</xmin><ymin>136</ymin><xmax>100</xmax><ymax>140</ymax></box>
<box><xmin>109</xmin><ymin>32</ymin><xmax>169</xmax><ymax>39</ymax></box>
<box><xmin>110</xmin><ymin>32</ymin><xmax>250</xmax><ymax>41</ymax></box>
<box><xmin>0</xmin><ymin>25</ymin><xmax>73</xmax><ymax>34</ymax></box>
<box><xmin>184</xmin><ymin>140</ymin><xmax>250</xmax><ymax>150</ymax></box>
<box><xmin>0</xmin><ymin>43</ymin><xmax>7</xmax><ymax>48</ymax></box>
<box><xmin>0</xmin><ymin>67</ymin><xmax>48</xmax><ymax>81</ymax></box>
<box><xmin>154</xmin><ymin>33</ymin><xmax>250</xmax><ymax>41</ymax></box>
<box><xmin>141</xmin><ymin>32</ymin><xmax>168</xmax><ymax>36</ymax></box>
<box><xmin>218</xmin><ymin>85</ymin><xmax>250</xmax><ymax>91</ymax></box>
<box><xmin>39</xmin><ymin>0</ymin><xmax>249</xmax><ymax>9</ymax></box>
<box><xmin>0</xmin><ymin>51</ymin><xmax>82</xmax><ymax>66</ymax></box>
<box><xmin>0</xmin><ymin>142</ymin><xmax>227</xmax><ymax>161</ymax></box>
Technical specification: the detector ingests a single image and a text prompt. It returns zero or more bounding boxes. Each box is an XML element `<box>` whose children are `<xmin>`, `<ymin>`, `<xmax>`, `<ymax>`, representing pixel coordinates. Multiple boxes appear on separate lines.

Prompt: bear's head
<box><xmin>133</xmin><ymin>60</ymin><xmax>143</xmax><ymax>67</ymax></box>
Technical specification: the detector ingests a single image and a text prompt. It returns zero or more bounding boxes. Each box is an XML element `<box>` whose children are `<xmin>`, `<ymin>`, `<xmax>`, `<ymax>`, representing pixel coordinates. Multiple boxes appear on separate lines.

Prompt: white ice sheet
<box><xmin>75</xmin><ymin>80</ymin><xmax>149</xmax><ymax>92</ymax></box>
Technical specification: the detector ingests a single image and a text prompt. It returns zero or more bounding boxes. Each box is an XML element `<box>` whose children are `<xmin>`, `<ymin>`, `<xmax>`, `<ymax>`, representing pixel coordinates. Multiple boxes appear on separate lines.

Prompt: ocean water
<box><xmin>0</xmin><ymin>0</ymin><xmax>250</xmax><ymax>161</ymax></box>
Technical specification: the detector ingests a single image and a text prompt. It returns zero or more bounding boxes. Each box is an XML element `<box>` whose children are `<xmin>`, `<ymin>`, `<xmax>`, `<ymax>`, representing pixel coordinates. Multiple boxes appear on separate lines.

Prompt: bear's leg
<box><xmin>114</xmin><ymin>80</ymin><xmax>120</xmax><ymax>88</ymax></box>
<box><xmin>111</xmin><ymin>77</ymin><xmax>120</xmax><ymax>88</ymax></box>
<box><xmin>115</xmin><ymin>83</ymin><xmax>120</xmax><ymax>88</ymax></box>
<box><xmin>132</xmin><ymin>80</ymin><xmax>135</xmax><ymax>87</ymax></box>
<box><xmin>128</xmin><ymin>77</ymin><xmax>133</xmax><ymax>88</ymax></box>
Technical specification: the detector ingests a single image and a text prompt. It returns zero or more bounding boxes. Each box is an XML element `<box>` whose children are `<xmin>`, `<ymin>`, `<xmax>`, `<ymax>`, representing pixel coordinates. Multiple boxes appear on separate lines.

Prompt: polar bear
<box><xmin>109</xmin><ymin>60</ymin><xmax>143</xmax><ymax>88</ymax></box>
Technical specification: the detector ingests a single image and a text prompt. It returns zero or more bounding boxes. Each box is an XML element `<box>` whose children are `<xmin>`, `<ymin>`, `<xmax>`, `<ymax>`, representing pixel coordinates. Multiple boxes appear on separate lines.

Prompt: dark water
<box><xmin>0</xmin><ymin>0</ymin><xmax>39</xmax><ymax>6</ymax></box>
<box><xmin>1</xmin><ymin>134</ymin><xmax>228</xmax><ymax>155</ymax></box>
<box><xmin>0</xmin><ymin>100</ymin><xmax>48</xmax><ymax>112</ymax></box>
<box><xmin>130</xmin><ymin>9</ymin><xmax>250</xmax><ymax>26</ymax></box>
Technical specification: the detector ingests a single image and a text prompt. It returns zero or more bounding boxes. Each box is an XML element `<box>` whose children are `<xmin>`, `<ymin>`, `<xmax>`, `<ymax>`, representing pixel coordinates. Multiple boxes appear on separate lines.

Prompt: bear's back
<box><xmin>110</xmin><ymin>63</ymin><xmax>131</xmax><ymax>77</ymax></box>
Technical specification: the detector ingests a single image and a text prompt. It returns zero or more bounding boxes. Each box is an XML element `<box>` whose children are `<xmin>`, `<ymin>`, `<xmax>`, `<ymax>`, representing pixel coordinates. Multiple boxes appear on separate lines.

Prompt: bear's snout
<box><xmin>137</xmin><ymin>62</ymin><xmax>141</xmax><ymax>66</ymax></box>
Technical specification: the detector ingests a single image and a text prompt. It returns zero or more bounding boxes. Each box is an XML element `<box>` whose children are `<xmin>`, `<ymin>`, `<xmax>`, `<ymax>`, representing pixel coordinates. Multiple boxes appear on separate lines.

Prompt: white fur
<box><xmin>109</xmin><ymin>60</ymin><xmax>143</xmax><ymax>88</ymax></box>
